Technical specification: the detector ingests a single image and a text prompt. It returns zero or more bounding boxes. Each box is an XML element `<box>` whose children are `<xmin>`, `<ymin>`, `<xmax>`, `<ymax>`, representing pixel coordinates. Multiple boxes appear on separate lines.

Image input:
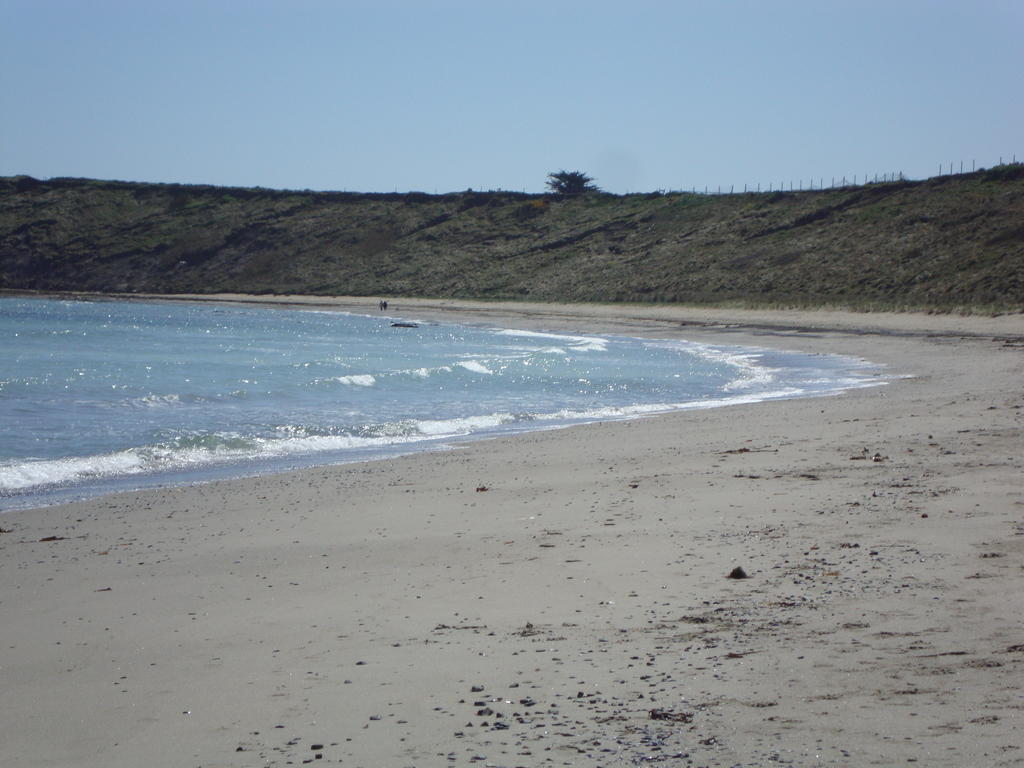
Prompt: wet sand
<box><xmin>1</xmin><ymin>297</ymin><xmax>1022</xmax><ymax>767</ymax></box>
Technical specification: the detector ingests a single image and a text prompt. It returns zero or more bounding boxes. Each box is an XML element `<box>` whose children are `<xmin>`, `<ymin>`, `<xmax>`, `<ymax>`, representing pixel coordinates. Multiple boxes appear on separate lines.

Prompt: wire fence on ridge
<box><xmin>642</xmin><ymin>153</ymin><xmax>1020</xmax><ymax>197</ymax></box>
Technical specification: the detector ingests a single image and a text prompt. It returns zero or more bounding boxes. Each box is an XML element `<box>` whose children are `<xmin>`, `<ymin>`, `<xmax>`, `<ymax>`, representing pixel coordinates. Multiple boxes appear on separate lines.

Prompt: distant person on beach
<box><xmin>379</xmin><ymin>300</ymin><xmax>388</xmax><ymax>311</ymax></box>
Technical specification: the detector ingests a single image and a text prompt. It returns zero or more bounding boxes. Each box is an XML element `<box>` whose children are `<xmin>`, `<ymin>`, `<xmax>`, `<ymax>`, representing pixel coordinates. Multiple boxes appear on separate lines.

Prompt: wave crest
<box><xmin>335</xmin><ymin>374</ymin><xmax>377</xmax><ymax>387</ymax></box>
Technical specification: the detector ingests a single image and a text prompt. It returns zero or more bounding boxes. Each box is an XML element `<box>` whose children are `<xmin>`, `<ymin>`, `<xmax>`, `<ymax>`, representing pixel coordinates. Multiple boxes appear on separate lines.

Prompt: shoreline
<box><xmin>1</xmin><ymin>298</ymin><xmax>1022</xmax><ymax>767</ymax></box>
<box><xmin>2</xmin><ymin>293</ymin><xmax>900</xmax><ymax>514</ymax></box>
<box><xmin>10</xmin><ymin>288</ymin><xmax>1023</xmax><ymax>338</ymax></box>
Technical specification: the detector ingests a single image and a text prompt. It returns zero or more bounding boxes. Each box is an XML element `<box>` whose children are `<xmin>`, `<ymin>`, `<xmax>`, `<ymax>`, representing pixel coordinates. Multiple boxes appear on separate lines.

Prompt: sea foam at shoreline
<box><xmin>0</xmin><ymin>296</ymin><xmax>885</xmax><ymax>510</ymax></box>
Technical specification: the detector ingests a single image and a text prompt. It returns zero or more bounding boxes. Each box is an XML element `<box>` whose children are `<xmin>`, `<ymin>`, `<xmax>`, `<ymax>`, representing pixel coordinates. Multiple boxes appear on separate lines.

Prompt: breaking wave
<box><xmin>0</xmin><ymin>297</ymin><xmax>888</xmax><ymax>509</ymax></box>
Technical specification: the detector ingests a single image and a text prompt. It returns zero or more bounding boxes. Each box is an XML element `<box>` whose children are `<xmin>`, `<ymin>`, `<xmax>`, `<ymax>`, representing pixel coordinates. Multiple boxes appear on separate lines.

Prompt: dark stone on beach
<box><xmin>649</xmin><ymin>708</ymin><xmax>694</xmax><ymax>722</ymax></box>
<box><xmin>727</xmin><ymin>566</ymin><xmax>750</xmax><ymax>579</ymax></box>
<box><xmin>310</xmin><ymin>744</ymin><xmax>324</xmax><ymax>750</ymax></box>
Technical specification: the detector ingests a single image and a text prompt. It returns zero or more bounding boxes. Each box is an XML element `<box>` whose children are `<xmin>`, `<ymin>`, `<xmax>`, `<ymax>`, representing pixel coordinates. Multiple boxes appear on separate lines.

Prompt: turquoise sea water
<box><xmin>0</xmin><ymin>297</ymin><xmax>884</xmax><ymax>511</ymax></box>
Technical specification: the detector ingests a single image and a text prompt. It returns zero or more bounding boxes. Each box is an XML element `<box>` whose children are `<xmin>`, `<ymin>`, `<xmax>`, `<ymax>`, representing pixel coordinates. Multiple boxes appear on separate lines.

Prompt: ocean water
<box><xmin>0</xmin><ymin>297</ymin><xmax>884</xmax><ymax>511</ymax></box>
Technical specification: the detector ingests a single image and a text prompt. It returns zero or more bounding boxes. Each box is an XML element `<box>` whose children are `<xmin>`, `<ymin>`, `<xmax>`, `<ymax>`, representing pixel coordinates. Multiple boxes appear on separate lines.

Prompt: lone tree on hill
<box><xmin>545</xmin><ymin>170</ymin><xmax>600</xmax><ymax>194</ymax></box>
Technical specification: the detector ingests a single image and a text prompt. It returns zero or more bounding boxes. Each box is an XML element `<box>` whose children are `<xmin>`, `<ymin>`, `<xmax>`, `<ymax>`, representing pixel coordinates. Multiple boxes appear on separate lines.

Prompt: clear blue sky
<box><xmin>2</xmin><ymin>0</ymin><xmax>1020</xmax><ymax>194</ymax></box>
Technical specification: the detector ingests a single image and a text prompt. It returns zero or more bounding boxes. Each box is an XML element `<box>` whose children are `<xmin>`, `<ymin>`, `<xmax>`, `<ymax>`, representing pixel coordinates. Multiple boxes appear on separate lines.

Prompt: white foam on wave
<box><xmin>395</xmin><ymin>365</ymin><xmax>453</xmax><ymax>379</ymax></box>
<box><xmin>530</xmin><ymin>402</ymin><xmax>675</xmax><ymax>422</ymax></box>
<box><xmin>522</xmin><ymin>385</ymin><xmax>830</xmax><ymax>427</ymax></box>
<box><xmin>0</xmin><ymin>369</ymin><xmax>884</xmax><ymax>497</ymax></box>
<box><xmin>133</xmin><ymin>393</ymin><xmax>184</xmax><ymax>407</ymax></box>
<box><xmin>415</xmin><ymin>412</ymin><xmax>514</xmax><ymax>436</ymax></box>
<box><xmin>0</xmin><ymin>410</ymin><xmax>524</xmax><ymax>493</ymax></box>
<box><xmin>250</xmin><ymin>432</ymin><xmax>419</xmax><ymax>455</ymax></box>
<box><xmin>0</xmin><ymin>451</ymin><xmax>147</xmax><ymax>491</ymax></box>
<box><xmin>3</xmin><ymin>300</ymin><xmax>892</xmax><ymax>503</ymax></box>
<box><xmin>335</xmin><ymin>374</ymin><xmax>377</xmax><ymax>387</ymax></box>
<box><xmin>500</xmin><ymin>344</ymin><xmax>568</xmax><ymax>356</ymax></box>
<box><xmin>457</xmin><ymin>360</ymin><xmax>493</xmax><ymax>375</ymax></box>
<box><xmin>0</xmin><ymin>429</ymin><xmax>414</xmax><ymax>493</ymax></box>
<box><xmin>646</xmin><ymin>339</ymin><xmax>777</xmax><ymax>392</ymax></box>
<box><xmin>719</xmin><ymin>353</ymin><xmax>776</xmax><ymax>392</ymax></box>
<box><xmin>496</xmin><ymin>328</ymin><xmax>609</xmax><ymax>353</ymax></box>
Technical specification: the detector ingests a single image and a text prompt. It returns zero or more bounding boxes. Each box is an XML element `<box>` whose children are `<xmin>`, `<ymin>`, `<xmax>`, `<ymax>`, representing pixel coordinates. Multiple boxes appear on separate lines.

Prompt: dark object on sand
<box><xmin>391</xmin><ymin>322</ymin><xmax>419</xmax><ymax>328</ymax></box>
<box><xmin>727</xmin><ymin>566</ymin><xmax>750</xmax><ymax>579</ymax></box>
<box><xmin>649</xmin><ymin>708</ymin><xmax>694</xmax><ymax>722</ymax></box>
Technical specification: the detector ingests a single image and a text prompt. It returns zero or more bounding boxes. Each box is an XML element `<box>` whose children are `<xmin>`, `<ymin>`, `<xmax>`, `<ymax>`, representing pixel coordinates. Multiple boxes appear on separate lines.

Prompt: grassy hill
<box><xmin>2</xmin><ymin>168</ymin><xmax>1023</xmax><ymax>312</ymax></box>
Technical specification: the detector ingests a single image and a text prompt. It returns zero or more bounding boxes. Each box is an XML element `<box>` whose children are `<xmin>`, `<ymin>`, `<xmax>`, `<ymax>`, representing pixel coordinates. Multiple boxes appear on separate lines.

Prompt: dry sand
<box><xmin>1</xmin><ymin>298</ymin><xmax>1022</xmax><ymax>768</ymax></box>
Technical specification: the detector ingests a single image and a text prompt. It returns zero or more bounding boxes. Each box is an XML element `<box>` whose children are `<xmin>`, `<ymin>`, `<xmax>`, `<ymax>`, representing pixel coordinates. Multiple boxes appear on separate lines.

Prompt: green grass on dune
<box><xmin>2</xmin><ymin>168</ymin><xmax>1022</xmax><ymax>313</ymax></box>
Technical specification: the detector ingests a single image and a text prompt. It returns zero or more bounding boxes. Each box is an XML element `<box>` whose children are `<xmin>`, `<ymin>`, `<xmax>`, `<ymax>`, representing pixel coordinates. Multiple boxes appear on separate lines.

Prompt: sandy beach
<box><xmin>1</xmin><ymin>297</ymin><xmax>1022</xmax><ymax>768</ymax></box>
